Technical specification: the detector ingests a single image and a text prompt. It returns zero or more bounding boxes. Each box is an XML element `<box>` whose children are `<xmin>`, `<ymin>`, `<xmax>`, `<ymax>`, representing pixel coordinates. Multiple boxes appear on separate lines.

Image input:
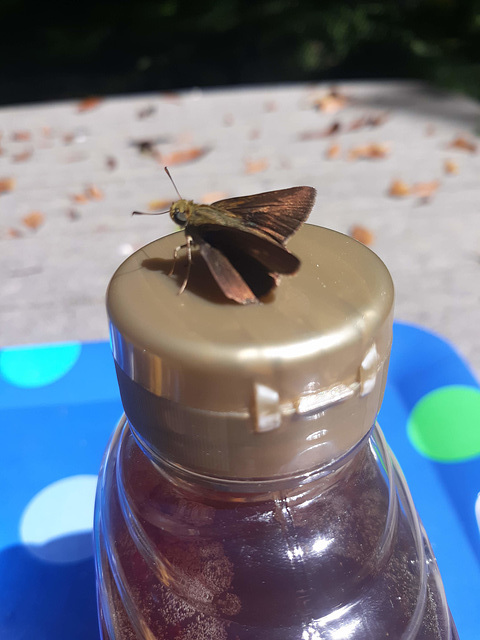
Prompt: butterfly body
<box><xmin>170</xmin><ymin>199</ymin><xmax>287</xmax><ymax>244</ymax></box>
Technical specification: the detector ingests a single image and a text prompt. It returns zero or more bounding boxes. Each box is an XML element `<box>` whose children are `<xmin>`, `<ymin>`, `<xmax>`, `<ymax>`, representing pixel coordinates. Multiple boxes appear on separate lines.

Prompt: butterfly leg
<box><xmin>178</xmin><ymin>235</ymin><xmax>193</xmax><ymax>295</ymax></box>
<box><xmin>169</xmin><ymin>241</ymin><xmax>189</xmax><ymax>276</ymax></box>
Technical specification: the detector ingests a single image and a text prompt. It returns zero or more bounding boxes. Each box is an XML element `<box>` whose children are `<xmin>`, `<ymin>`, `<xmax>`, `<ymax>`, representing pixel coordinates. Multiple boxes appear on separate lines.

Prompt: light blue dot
<box><xmin>0</xmin><ymin>342</ymin><xmax>81</xmax><ymax>388</ymax></box>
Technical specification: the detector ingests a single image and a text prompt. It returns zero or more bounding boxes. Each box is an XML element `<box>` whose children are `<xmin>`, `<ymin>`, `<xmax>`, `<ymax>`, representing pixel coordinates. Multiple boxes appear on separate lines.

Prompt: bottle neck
<box><xmin>116</xmin><ymin>359</ymin><xmax>386</xmax><ymax>483</ymax></box>
<box><xmin>129</xmin><ymin>418</ymin><xmax>375</xmax><ymax>498</ymax></box>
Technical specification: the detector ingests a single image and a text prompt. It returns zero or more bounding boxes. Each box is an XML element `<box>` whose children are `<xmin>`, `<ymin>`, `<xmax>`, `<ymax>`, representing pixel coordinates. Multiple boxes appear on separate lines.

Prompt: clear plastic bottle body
<box><xmin>94</xmin><ymin>417</ymin><xmax>458</xmax><ymax>640</ymax></box>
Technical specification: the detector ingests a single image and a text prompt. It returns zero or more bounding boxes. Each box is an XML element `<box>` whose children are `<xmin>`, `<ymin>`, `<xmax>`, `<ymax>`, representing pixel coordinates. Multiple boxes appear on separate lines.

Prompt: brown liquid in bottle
<box><xmin>96</xmin><ymin>420</ymin><xmax>458</xmax><ymax>640</ymax></box>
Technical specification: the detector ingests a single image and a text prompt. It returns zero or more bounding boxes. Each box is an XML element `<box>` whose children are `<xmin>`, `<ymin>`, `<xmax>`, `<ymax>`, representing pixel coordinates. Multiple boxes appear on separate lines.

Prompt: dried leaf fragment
<box><xmin>448</xmin><ymin>135</ymin><xmax>477</xmax><ymax>153</ymax></box>
<box><xmin>12</xmin><ymin>149</ymin><xmax>33</xmax><ymax>162</ymax></box>
<box><xmin>348</xmin><ymin>113</ymin><xmax>388</xmax><ymax>131</ymax></box>
<box><xmin>22</xmin><ymin>211</ymin><xmax>45</xmax><ymax>230</ymax></box>
<box><xmin>106</xmin><ymin>156</ymin><xmax>117</xmax><ymax>170</ymax></box>
<box><xmin>161</xmin><ymin>147</ymin><xmax>209</xmax><ymax>166</ymax></box>
<box><xmin>366</xmin><ymin>112</ymin><xmax>389</xmax><ymax>127</ymax></box>
<box><xmin>68</xmin><ymin>209</ymin><xmax>81</xmax><ymax>221</ymax></box>
<box><xmin>137</xmin><ymin>105</ymin><xmax>156</xmax><ymax>119</ymax></box>
<box><xmin>130</xmin><ymin>138</ymin><xmax>166</xmax><ymax>162</ymax></box>
<box><xmin>77</xmin><ymin>96</ymin><xmax>103</xmax><ymax>112</ymax></box>
<box><xmin>444</xmin><ymin>159</ymin><xmax>459</xmax><ymax>175</ymax></box>
<box><xmin>368</xmin><ymin>143</ymin><xmax>390</xmax><ymax>158</ymax></box>
<box><xmin>313</xmin><ymin>88</ymin><xmax>349</xmax><ymax>113</ymax></box>
<box><xmin>348</xmin><ymin>117</ymin><xmax>367</xmax><ymax>132</ymax></box>
<box><xmin>323</xmin><ymin>121</ymin><xmax>342</xmax><ymax>137</ymax></box>
<box><xmin>63</xmin><ymin>129</ymin><xmax>87</xmax><ymax>145</ymax></box>
<box><xmin>298</xmin><ymin>121</ymin><xmax>341</xmax><ymax>140</ymax></box>
<box><xmin>12</xmin><ymin>130</ymin><xmax>31</xmax><ymax>141</ymax></box>
<box><xmin>245</xmin><ymin>158</ymin><xmax>269</xmax><ymax>174</ymax></box>
<box><xmin>85</xmin><ymin>184</ymin><xmax>104</xmax><ymax>200</ymax></box>
<box><xmin>7</xmin><ymin>227</ymin><xmax>23</xmax><ymax>238</ymax></box>
<box><xmin>161</xmin><ymin>91</ymin><xmax>181</xmax><ymax>103</ymax></box>
<box><xmin>387</xmin><ymin>177</ymin><xmax>440</xmax><ymax>202</ymax></box>
<box><xmin>388</xmin><ymin>179</ymin><xmax>410</xmax><ymax>198</ymax></box>
<box><xmin>411</xmin><ymin>180</ymin><xmax>440</xmax><ymax>201</ymax></box>
<box><xmin>72</xmin><ymin>193</ymin><xmax>88</xmax><ymax>204</ymax></box>
<box><xmin>350</xmin><ymin>225</ymin><xmax>375</xmax><ymax>246</ymax></box>
<box><xmin>325</xmin><ymin>143</ymin><xmax>341</xmax><ymax>160</ymax></box>
<box><xmin>132</xmin><ymin>140</ymin><xmax>158</xmax><ymax>155</ymax></box>
<box><xmin>348</xmin><ymin>143</ymin><xmax>389</xmax><ymax>160</ymax></box>
<box><xmin>0</xmin><ymin>177</ymin><xmax>16</xmax><ymax>193</ymax></box>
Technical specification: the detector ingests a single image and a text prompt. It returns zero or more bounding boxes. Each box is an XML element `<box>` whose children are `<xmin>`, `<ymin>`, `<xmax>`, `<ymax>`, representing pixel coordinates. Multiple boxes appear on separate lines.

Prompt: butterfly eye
<box><xmin>172</xmin><ymin>208</ymin><xmax>188</xmax><ymax>225</ymax></box>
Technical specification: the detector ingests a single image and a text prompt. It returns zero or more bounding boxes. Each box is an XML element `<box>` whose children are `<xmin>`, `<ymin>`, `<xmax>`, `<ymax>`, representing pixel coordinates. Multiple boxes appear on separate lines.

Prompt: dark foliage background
<box><xmin>2</xmin><ymin>0</ymin><xmax>480</xmax><ymax>104</ymax></box>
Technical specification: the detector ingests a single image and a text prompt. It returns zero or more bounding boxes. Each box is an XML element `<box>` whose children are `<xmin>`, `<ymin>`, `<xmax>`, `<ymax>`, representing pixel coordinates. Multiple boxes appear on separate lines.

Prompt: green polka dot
<box><xmin>407</xmin><ymin>385</ymin><xmax>480</xmax><ymax>462</ymax></box>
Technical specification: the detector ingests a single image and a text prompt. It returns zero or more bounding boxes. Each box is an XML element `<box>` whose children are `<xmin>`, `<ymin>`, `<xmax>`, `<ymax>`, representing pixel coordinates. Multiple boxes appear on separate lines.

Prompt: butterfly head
<box><xmin>170</xmin><ymin>199</ymin><xmax>194</xmax><ymax>227</ymax></box>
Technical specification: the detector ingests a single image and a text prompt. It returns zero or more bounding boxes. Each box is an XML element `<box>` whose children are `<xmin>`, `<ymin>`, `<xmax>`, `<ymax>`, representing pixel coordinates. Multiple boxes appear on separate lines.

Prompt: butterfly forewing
<box><xmin>208</xmin><ymin>186</ymin><xmax>316</xmax><ymax>244</ymax></box>
<box><xmin>184</xmin><ymin>187</ymin><xmax>316</xmax><ymax>247</ymax></box>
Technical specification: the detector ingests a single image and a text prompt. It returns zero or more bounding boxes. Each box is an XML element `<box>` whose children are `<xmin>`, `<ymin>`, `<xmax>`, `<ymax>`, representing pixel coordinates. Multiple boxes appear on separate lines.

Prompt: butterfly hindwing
<box><xmin>193</xmin><ymin>226</ymin><xmax>300</xmax><ymax>275</ymax></box>
<box><xmin>197</xmin><ymin>239</ymin><xmax>259</xmax><ymax>304</ymax></box>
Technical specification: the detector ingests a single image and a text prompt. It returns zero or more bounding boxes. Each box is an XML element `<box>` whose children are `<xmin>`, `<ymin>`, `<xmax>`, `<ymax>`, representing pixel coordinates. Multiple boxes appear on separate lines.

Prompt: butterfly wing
<box><xmin>210</xmin><ymin>186</ymin><xmax>316</xmax><ymax>244</ymax></box>
<box><xmin>192</xmin><ymin>226</ymin><xmax>297</xmax><ymax>303</ymax></box>
<box><xmin>183</xmin><ymin>186</ymin><xmax>315</xmax><ymax>303</ymax></box>
<box><xmin>193</xmin><ymin>226</ymin><xmax>300</xmax><ymax>274</ymax></box>
<box><xmin>197</xmin><ymin>239</ymin><xmax>259</xmax><ymax>304</ymax></box>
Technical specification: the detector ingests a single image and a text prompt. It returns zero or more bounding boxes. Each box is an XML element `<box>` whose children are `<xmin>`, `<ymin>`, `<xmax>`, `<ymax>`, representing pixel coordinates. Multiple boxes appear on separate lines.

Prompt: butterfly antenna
<box><xmin>165</xmin><ymin>166</ymin><xmax>183</xmax><ymax>199</ymax></box>
<box><xmin>132</xmin><ymin>209</ymin><xmax>169</xmax><ymax>216</ymax></box>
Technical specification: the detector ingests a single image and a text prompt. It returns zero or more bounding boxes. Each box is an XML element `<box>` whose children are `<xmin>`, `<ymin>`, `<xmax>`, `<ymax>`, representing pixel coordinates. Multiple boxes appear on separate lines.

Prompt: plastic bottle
<box><xmin>95</xmin><ymin>224</ymin><xmax>459</xmax><ymax>639</ymax></box>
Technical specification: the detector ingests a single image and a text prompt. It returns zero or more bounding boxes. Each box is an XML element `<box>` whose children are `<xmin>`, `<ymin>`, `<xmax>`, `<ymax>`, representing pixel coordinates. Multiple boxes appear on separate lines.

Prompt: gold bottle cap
<box><xmin>107</xmin><ymin>224</ymin><xmax>394</xmax><ymax>481</ymax></box>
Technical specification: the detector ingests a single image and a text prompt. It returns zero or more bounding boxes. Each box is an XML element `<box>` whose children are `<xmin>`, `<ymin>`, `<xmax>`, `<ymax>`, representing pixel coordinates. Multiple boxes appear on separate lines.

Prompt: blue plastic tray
<box><xmin>0</xmin><ymin>322</ymin><xmax>479</xmax><ymax>639</ymax></box>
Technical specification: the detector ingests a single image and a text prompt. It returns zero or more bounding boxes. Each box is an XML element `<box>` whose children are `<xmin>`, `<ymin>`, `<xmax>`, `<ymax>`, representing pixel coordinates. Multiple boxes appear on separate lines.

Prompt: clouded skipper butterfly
<box><xmin>133</xmin><ymin>168</ymin><xmax>316</xmax><ymax>304</ymax></box>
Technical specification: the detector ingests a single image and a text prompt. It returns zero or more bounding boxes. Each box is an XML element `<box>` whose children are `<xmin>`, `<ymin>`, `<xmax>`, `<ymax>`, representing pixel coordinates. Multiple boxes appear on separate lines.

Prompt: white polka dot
<box><xmin>20</xmin><ymin>475</ymin><xmax>98</xmax><ymax>564</ymax></box>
